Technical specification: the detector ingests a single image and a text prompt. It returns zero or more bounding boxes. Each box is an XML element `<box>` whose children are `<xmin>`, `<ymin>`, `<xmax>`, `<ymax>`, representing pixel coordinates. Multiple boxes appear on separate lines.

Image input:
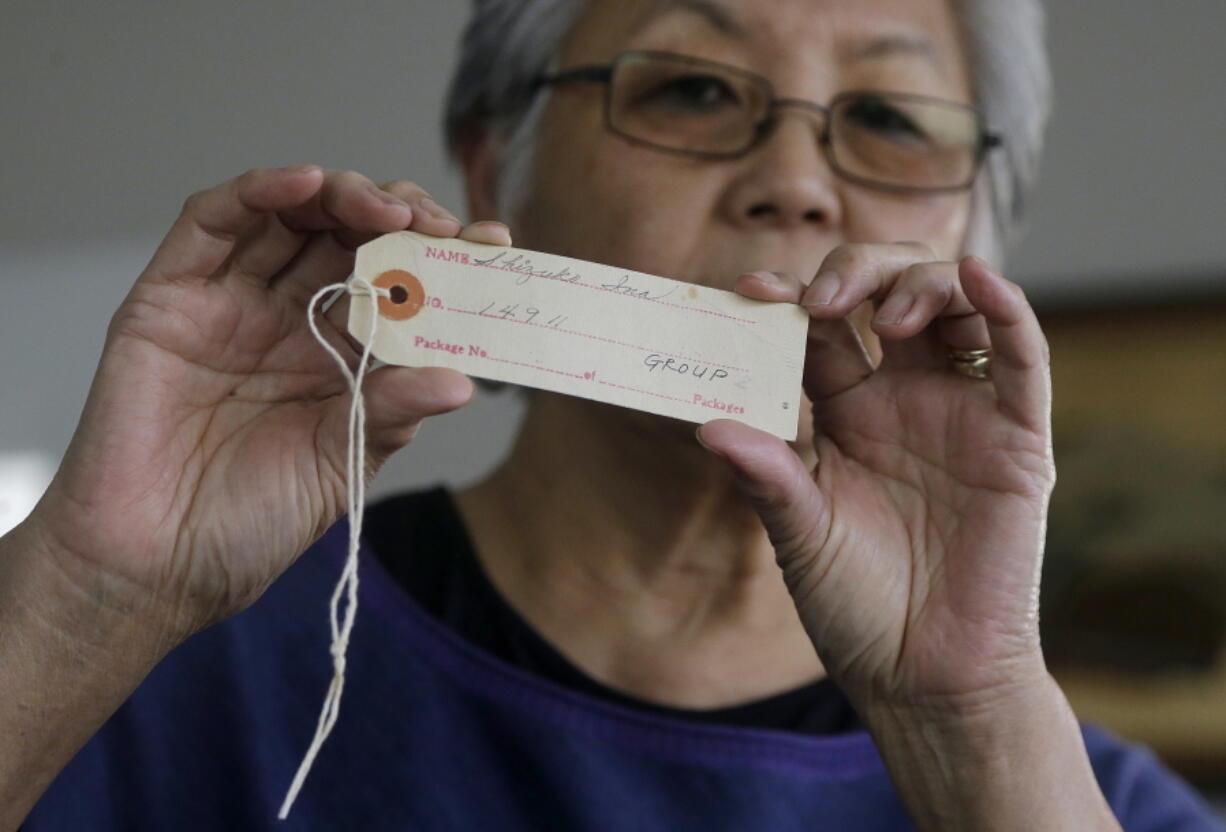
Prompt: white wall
<box><xmin>3</xmin><ymin>1</ymin><xmax>1224</xmax><ymax>516</ymax></box>
<box><xmin>1018</xmin><ymin>1</ymin><xmax>1226</xmax><ymax>292</ymax></box>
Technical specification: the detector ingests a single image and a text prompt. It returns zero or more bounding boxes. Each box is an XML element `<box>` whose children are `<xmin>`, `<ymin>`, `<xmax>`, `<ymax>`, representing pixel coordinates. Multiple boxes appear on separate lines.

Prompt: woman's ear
<box><xmin>456</xmin><ymin>127</ymin><xmax>504</xmax><ymax>223</ymax></box>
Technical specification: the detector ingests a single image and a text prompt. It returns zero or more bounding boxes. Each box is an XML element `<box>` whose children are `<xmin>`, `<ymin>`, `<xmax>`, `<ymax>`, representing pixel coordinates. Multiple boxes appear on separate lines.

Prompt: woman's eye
<box><xmin>646</xmin><ymin>74</ymin><xmax>739</xmax><ymax>111</ymax></box>
<box><xmin>844</xmin><ymin>97</ymin><xmax>926</xmax><ymax>140</ymax></box>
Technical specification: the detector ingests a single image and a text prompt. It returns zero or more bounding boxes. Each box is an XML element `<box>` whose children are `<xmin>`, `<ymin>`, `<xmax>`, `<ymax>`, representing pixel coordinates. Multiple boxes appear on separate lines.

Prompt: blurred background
<box><xmin>3</xmin><ymin>0</ymin><xmax>1224</xmax><ymax>811</ymax></box>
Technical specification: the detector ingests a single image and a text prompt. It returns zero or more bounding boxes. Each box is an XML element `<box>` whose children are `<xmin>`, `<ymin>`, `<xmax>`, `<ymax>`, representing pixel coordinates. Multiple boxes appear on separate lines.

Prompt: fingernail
<box><xmin>282</xmin><ymin>164</ymin><xmax>318</xmax><ymax>174</ymax></box>
<box><xmin>748</xmin><ymin>270</ymin><xmax>784</xmax><ymax>284</ymax></box>
<box><xmin>968</xmin><ymin>255</ymin><xmax>1002</xmax><ymax>279</ymax></box>
<box><xmin>468</xmin><ymin>220</ymin><xmax>513</xmax><ymax>243</ymax></box>
<box><xmin>694</xmin><ymin>426</ymin><xmax>723</xmax><ymax>456</ymax></box>
<box><xmin>804</xmin><ymin>271</ymin><xmax>841</xmax><ymax>306</ymax></box>
<box><xmin>471</xmin><ymin>220</ymin><xmax>509</xmax><ymax>232</ymax></box>
<box><xmin>421</xmin><ymin>198</ymin><xmax>460</xmax><ymax>223</ymax></box>
<box><xmin>874</xmin><ymin>291</ymin><xmax>915</xmax><ymax>326</ymax></box>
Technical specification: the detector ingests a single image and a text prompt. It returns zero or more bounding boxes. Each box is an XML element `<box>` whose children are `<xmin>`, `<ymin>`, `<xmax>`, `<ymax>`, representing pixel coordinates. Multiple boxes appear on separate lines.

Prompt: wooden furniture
<box><xmin>1037</xmin><ymin>296</ymin><xmax>1226</xmax><ymax>787</ymax></box>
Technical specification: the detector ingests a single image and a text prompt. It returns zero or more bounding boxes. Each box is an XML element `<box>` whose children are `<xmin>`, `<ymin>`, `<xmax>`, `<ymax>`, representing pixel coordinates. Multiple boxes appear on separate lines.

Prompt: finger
<box><xmin>869</xmin><ymin>261</ymin><xmax>977</xmax><ymax>335</ymax></box>
<box><xmin>147</xmin><ymin>166</ymin><xmax>325</xmax><ymax>283</ymax></box>
<box><xmin>731</xmin><ymin>270</ymin><xmax>875</xmax><ymax>400</ymax></box>
<box><xmin>157</xmin><ymin>167</ymin><xmax>419</xmax><ymax>290</ymax></box>
<box><xmin>373</xmin><ymin>180</ymin><xmax>463</xmax><ymax>241</ymax></box>
<box><xmin>321</xmin><ymin>288</ymin><xmax>374</xmax><ymax>361</ymax></box>
<box><xmin>936</xmin><ymin>310</ymin><xmax>991</xmax><ymax>353</ymax></box>
<box><xmin>272</xmin><ymin>228</ymin><xmax>360</xmax><ymax>305</ymax></box>
<box><xmin>280</xmin><ymin>169</ymin><xmax>412</xmax><ymax>233</ymax></box>
<box><xmin>232</xmin><ymin>178</ymin><xmax>420</xmax><ymax>289</ymax></box>
<box><xmin>733</xmin><ymin>270</ymin><xmax>805</xmax><ymax>304</ymax></box>
<box><xmin>696</xmin><ymin>419</ymin><xmax>829</xmax><ymax>561</ymax></box>
<box><xmin>267</xmin><ymin>173</ymin><xmax>419</xmax><ymax>302</ymax></box>
<box><xmin>958</xmin><ymin>257</ymin><xmax>1051</xmax><ymax>431</ymax></box>
<box><xmin>238</xmin><ymin>173</ymin><xmax>416</xmax><ymax>291</ymax></box>
<box><xmin>870</xmin><ymin>261</ymin><xmax>983</xmax><ymax>371</ymax></box>
<box><xmin>227</xmin><ymin>213</ymin><xmax>313</xmax><ymax>288</ymax></box>
<box><xmin>284</xmin><ymin>170</ymin><xmax>414</xmax><ymax>250</ymax></box>
<box><xmin>800</xmin><ymin>242</ymin><xmax>938</xmax><ymax>317</ymax></box>
<box><xmin>802</xmin><ymin>314</ymin><xmax>876</xmax><ymax>401</ymax></box>
<box><xmin>360</xmin><ymin>366</ymin><xmax>475</xmax><ymax>463</ymax></box>
<box><xmin>874</xmin><ymin>308</ymin><xmax>992</xmax><ymax>375</ymax></box>
<box><xmin>322</xmin><ymin>287</ymin><xmax>352</xmax><ymax>333</ymax></box>
<box><xmin>274</xmin><ymin>180</ymin><xmax>468</xmax><ymax>301</ymax></box>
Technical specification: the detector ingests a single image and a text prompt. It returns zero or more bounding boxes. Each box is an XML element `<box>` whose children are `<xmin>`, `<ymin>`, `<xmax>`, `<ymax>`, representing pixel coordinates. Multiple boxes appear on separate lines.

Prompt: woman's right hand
<box><xmin>20</xmin><ymin>166</ymin><xmax>509</xmax><ymax>640</ymax></box>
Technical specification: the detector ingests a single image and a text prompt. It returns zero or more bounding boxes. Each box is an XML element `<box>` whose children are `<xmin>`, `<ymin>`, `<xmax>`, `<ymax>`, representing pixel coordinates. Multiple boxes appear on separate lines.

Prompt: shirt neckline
<box><xmin>334</xmin><ymin>511</ymin><xmax>886</xmax><ymax>780</ymax></box>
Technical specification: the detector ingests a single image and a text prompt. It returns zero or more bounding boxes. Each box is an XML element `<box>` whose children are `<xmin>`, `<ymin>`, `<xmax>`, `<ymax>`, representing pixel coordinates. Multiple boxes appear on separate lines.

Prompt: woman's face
<box><xmin>513</xmin><ymin>0</ymin><xmax>975</xmax><ymax>290</ymax></box>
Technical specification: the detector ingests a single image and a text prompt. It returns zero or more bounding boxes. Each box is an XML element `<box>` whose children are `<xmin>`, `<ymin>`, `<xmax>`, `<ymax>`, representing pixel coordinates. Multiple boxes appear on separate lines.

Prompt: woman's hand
<box><xmin>22</xmin><ymin>166</ymin><xmax>511</xmax><ymax>639</ymax></box>
<box><xmin>699</xmin><ymin>244</ymin><xmax>1055</xmax><ymax>712</ymax></box>
<box><xmin>698</xmin><ymin>247</ymin><xmax>1126</xmax><ymax>831</ymax></box>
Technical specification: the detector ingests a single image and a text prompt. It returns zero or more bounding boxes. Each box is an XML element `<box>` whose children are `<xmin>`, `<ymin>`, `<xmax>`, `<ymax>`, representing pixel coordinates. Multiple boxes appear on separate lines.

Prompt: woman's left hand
<box><xmin>698</xmin><ymin>245</ymin><xmax>1055</xmax><ymax>713</ymax></box>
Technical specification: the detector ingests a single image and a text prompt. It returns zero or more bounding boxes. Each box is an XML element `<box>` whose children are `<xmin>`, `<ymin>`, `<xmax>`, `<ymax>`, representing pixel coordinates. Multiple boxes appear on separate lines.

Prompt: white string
<box><xmin>279</xmin><ymin>276</ymin><xmax>387</xmax><ymax>821</ymax></box>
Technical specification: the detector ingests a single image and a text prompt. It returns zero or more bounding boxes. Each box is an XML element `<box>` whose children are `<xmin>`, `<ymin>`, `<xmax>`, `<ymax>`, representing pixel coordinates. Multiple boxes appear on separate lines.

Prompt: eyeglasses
<box><xmin>535</xmin><ymin>50</ymin><xmax>1002</xmax><ymax>194</ymax></box>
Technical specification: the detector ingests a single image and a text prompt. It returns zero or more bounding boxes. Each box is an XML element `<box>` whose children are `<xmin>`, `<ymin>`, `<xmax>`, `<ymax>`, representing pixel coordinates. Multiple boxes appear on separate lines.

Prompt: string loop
<box><xmin>279</xmin><ymin>277</ymin><xmax>386</xmax><ymax>821</ymax></box>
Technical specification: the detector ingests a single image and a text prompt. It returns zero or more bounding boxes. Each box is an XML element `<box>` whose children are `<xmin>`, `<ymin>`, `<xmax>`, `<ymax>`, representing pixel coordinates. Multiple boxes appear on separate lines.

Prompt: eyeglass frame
<box><xmin>532</xmin><ymin>50</ymin><xmax>1003</xmax><ymax>195</ymax></box>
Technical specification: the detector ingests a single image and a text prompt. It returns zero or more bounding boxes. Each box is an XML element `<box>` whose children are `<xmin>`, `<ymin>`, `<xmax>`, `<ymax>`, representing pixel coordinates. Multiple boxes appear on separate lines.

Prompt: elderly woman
<box><xmin>2</xmin><ymin>0</ymin><xmax>1221</xmax><ymax>829</ymax></box>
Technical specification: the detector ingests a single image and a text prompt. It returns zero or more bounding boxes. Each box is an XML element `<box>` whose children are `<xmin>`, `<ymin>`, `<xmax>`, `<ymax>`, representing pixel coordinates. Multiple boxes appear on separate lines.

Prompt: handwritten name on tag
<box><xmin>348</xmin><ymin>231</ymin><xmax>807</xmax><ymax>439</ymax></box>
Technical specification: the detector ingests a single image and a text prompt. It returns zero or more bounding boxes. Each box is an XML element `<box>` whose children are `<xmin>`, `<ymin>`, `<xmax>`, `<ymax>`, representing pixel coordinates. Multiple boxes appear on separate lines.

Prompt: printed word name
<box><xmin>425</xmin><ymin>246</ymin><xmax>470</xmax><ymax>265</ymax></box>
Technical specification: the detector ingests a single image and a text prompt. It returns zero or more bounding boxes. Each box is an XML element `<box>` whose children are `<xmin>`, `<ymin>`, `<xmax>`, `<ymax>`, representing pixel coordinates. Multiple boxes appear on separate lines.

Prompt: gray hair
<box><xmin>444</xmin><ymin>0</ymin><xmax>1051</xmax><ymax>268</ymax></box>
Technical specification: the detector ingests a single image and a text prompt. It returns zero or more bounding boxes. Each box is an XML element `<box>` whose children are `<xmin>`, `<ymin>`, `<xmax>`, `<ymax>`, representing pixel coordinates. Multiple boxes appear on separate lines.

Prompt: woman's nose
<box><xmin>721</xmin><ymin>115</ymin><xmax>843</xmax><ymax>232</ymax></box>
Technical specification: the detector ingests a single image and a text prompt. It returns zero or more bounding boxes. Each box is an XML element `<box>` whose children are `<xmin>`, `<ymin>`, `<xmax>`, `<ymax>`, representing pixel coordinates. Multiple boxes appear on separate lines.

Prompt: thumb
<box><xmin>359</xmin><ymin>365</ymin><xmax>474</xmax><ymax>465</ymax></box>
<box><xmin>696</xmin><ymin>419</ymin><xmax>830</xmax><ymax>562</ymax></box>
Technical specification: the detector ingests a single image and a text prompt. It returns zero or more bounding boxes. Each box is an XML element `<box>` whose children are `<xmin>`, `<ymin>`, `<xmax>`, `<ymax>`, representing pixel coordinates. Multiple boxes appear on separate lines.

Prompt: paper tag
<box><xmin>349</xmin><ymin>231</ymin><xmax>807</xmax><ymax>439</ymax></box>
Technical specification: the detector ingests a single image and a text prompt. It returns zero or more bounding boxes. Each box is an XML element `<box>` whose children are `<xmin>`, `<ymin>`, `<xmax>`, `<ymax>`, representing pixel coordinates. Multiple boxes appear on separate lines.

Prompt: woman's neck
<box><xmin>455</xmin><ymin>392</ymin><xmax>824</xmax><ymax>709</ymax></box>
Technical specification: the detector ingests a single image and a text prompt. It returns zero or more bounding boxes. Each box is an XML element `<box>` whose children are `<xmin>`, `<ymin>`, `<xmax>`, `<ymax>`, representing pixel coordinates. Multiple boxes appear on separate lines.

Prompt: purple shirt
<box><xmin>27</xmin><ymin>520</ymin><xmax>1225</xmax><ymax>830</ymax></box>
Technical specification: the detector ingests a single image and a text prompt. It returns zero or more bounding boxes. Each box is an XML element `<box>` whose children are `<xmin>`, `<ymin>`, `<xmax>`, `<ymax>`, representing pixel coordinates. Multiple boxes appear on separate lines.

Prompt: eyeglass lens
<box><xmin>607</xmin><ymin>53</ymin><xmax>982</xmax><ymax>190</ymax></box>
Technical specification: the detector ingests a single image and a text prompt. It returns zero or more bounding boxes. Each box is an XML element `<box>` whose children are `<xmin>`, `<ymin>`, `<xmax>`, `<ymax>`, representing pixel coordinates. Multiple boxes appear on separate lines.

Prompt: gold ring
<box><xmin>948</xmin><ymin>347</ymin><xmax>993</xmax><ymax>380</ymax></box>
